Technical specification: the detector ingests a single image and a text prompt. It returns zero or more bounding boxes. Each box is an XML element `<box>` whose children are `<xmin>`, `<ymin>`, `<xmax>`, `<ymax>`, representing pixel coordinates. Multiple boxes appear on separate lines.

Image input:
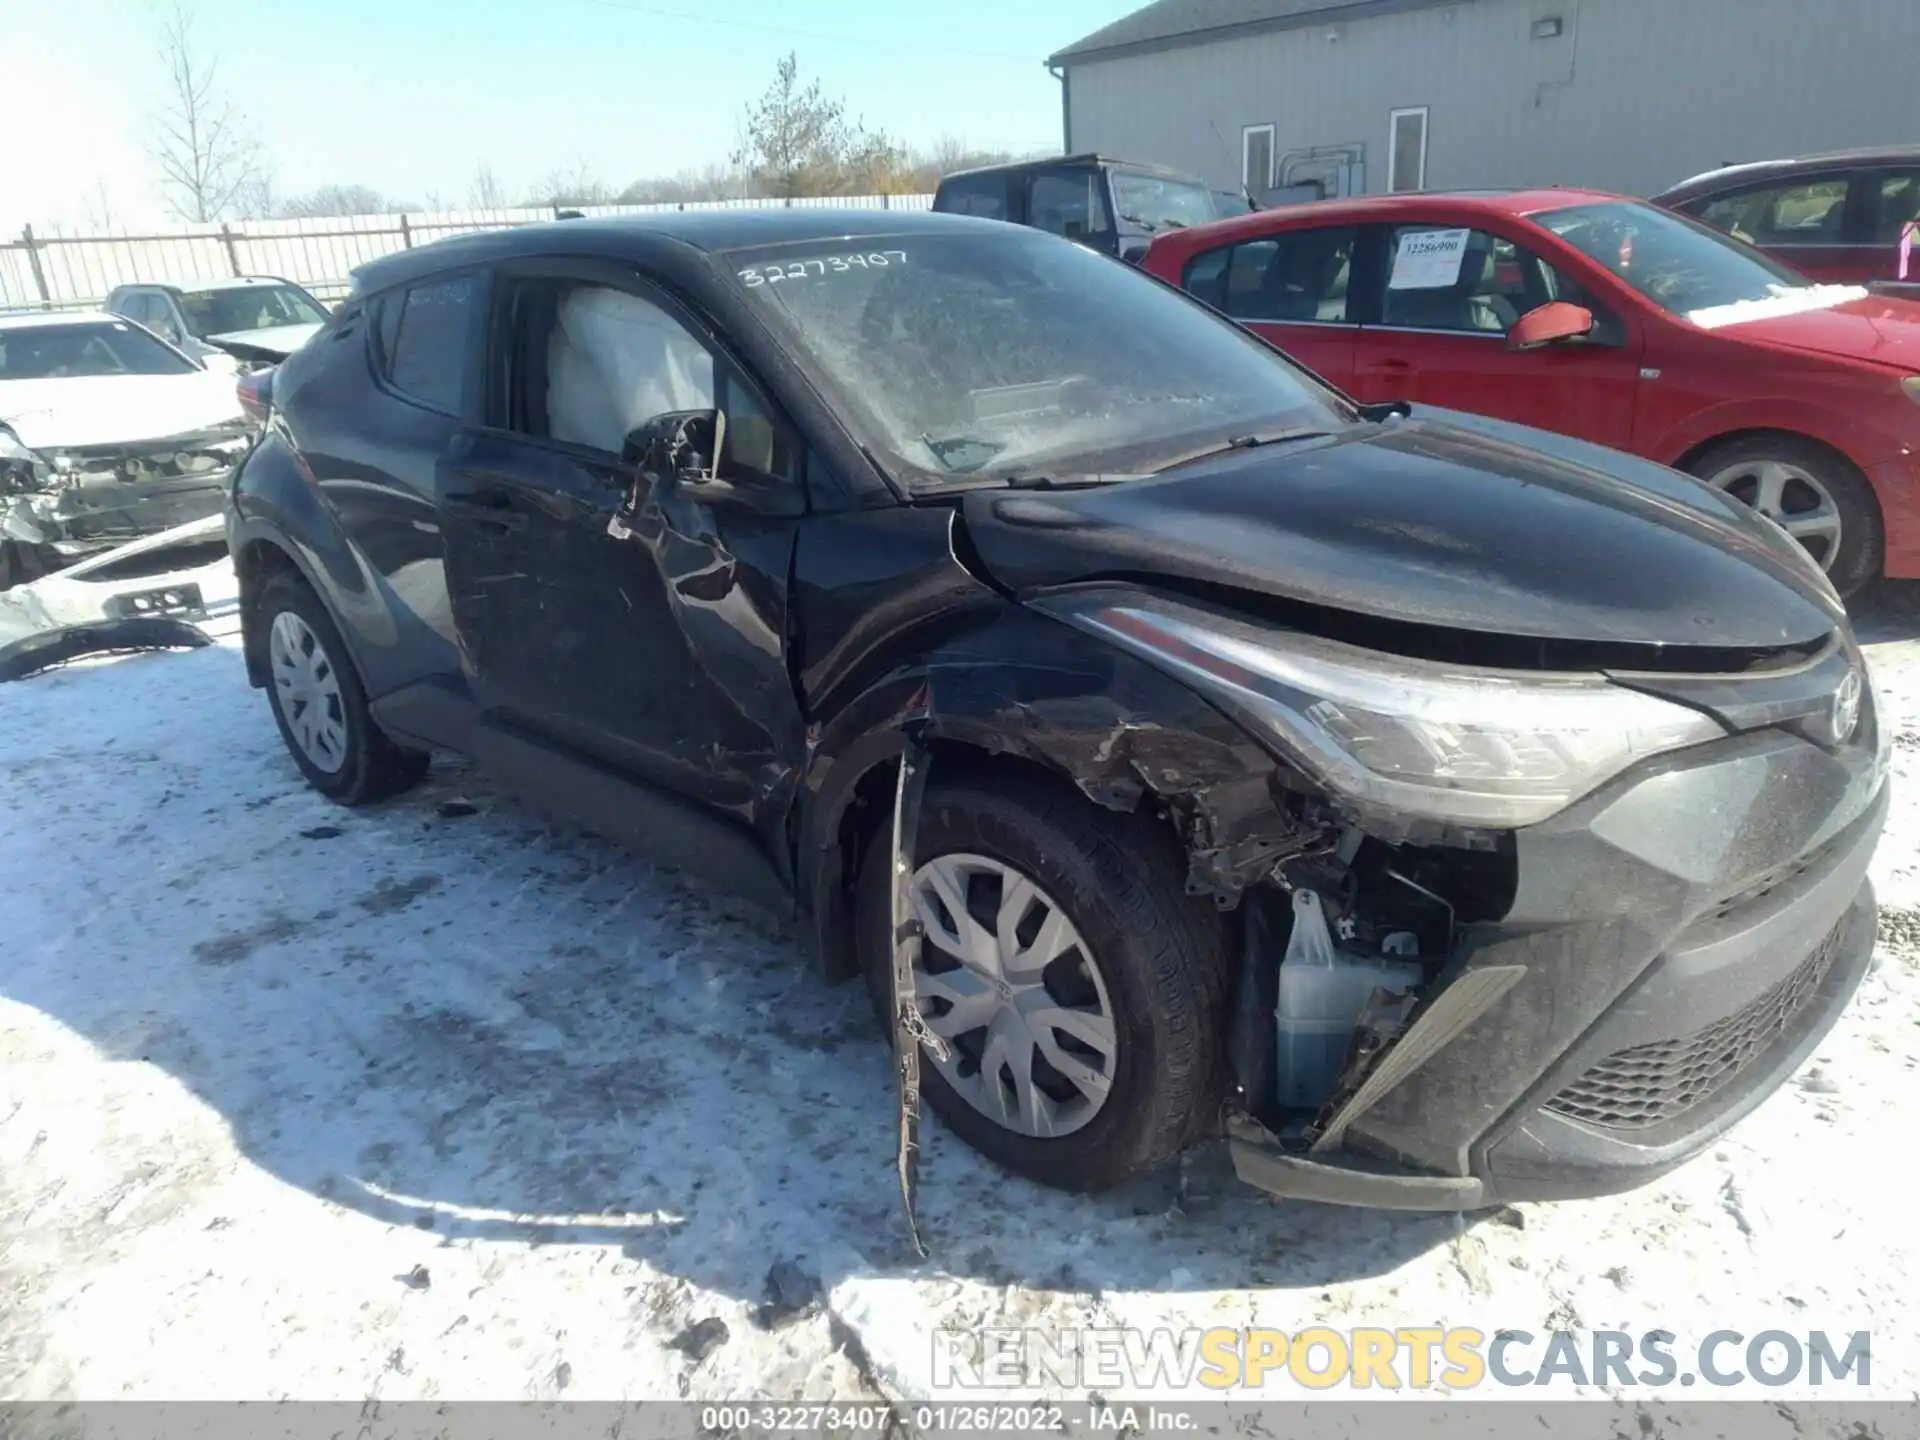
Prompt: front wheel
<box><xmin>859</xmin><ymin>773</ymin><xmax>1228</xmax><ymax>1192</ymax></box>
<box><xmin>257</xmin><ymin>570</ymin><xmax>429</xmax><ymax>805</ymax></box>
<box><xmin>1689</xmin><ymin>436</ymin><xmax>1884</xmax><ymax>599</ymax></box>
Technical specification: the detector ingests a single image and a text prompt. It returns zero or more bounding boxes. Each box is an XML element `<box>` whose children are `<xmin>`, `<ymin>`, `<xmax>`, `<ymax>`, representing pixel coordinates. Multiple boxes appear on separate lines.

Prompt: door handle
<box><xmin>1358</xmin><ymin>358</ymin><xmax>1412</xmax><ymax>375</ymax></box>
<box><xmin>443</xmin><ymin>489</ymin><xmax>528</xmax><ymax>533</ymax></box>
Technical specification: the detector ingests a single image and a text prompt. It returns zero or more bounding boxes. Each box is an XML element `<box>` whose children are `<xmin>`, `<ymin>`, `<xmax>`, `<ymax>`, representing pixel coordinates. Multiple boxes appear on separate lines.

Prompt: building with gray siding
<box><xmin>1049</xmin><ymin>0</ymin><xmax>1920</xmax><ymax>203</ymax></box>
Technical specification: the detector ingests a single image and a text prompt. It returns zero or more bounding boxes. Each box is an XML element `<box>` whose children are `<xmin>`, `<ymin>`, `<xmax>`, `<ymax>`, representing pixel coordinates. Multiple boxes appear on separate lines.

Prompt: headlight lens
<box><xmin>1039</xmin><ymin>590</ymin><xmax>1728</xmax><ymax>830</ymax></box>
<box><xmin>1903</xmin><ymin>376</ymin><xmax>1920</xmax><ymax>406</ymax></box>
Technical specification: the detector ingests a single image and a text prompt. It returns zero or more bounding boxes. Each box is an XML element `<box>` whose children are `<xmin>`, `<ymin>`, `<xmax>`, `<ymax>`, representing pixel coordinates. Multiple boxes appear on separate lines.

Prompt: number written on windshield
<box><xmin>739</xmin><ymin>251</ymin><xmax>908</xmax><ymax>287</ymax></box>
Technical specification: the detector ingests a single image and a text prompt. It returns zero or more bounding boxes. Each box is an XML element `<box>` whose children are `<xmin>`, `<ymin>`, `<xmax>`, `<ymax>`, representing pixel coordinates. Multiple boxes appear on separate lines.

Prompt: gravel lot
<box><xmin>3</xmin><ymin>586</ymin><xmax>1918</xmax><ymax>1408</ymax></box>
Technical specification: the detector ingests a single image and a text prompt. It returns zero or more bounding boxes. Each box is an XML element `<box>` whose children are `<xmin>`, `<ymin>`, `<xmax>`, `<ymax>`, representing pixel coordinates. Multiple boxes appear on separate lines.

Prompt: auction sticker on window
<box><xmin>1389</xmin><ymin>228</ymin><xmax>1471</xmax><ymax>290</ymax></box>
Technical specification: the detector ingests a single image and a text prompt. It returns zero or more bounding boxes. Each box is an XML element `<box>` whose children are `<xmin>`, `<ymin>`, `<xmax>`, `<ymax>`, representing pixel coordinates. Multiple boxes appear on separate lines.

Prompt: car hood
<box><xmin>203</xmin><ymin>321</ymin><xmax>322</xmax><ymax>360</ymax></box>
<box><xmin>960</xmin><ymin>411</ymin><xmax>1841</xmax><ymax>653</ymax></box>
<box><xmin>0</xmin><ymin>371</ymin><xmax>246</xmax><ymax>450</ymax></box>
<box><xmin>1693</xmin><ymin>291</ymin><xmax>1920</xmax><ymax>370</ymax></box>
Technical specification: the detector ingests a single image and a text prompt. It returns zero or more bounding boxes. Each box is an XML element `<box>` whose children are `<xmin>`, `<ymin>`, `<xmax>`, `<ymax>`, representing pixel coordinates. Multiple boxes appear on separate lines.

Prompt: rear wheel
<box><xmin>1689</xmin><ymin>435</ymin><xmax>1883</xmax><ymax>599</ymax></box>
<box><xmin>858</xmin><ymin>773</ymin><xmax>1228</xmax><ymax>1192</ymax></box>
<box><xmin>257</xmin><ymin>570</ymin><xmax>428</xmax><ymax>804</ymax></box>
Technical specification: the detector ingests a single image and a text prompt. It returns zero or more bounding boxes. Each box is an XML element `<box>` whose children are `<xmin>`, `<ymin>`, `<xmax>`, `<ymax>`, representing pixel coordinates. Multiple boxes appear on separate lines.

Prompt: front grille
<box><xmin>1545</xmin><ymin>923</ymin><xmax>1845</xmax><ymax>1131</ymax></box>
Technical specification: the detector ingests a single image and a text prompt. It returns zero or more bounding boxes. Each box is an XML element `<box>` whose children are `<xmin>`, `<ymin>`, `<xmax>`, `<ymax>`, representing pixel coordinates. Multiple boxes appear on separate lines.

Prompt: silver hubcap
<box><xmin>909</xmin><ymin>853</ymin><xmax>1117</xmax><ymax>1139</ymax></box>
<box><xmin>269</xmin><ymin>609</ymin><xmax>349</xmax><ymax>774</ymax></box>
<box><xmin>1704</xmin><ymin>458</ymin><xmax>1844</xmax><ymax>571</ymax></box>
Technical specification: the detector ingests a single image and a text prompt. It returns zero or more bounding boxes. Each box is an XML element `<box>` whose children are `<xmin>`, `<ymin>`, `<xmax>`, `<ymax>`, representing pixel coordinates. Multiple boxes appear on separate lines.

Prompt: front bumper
<box><xmin>1229</xmin><ymin>709</ymin><xmax>1889</xmax><ymax>1209</ymax></box>
<box><xmin>2</xmin><ymin>429</ymin><xmax>249</xmax><ymax>568</ymax></box>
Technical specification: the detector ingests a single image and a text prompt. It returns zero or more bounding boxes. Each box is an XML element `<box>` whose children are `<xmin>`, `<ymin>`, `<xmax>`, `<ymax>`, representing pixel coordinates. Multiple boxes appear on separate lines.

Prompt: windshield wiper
<box><xmin>1152</xmin><ymin>427</ymin><xmax>1334</xmax><ymax>473</ymax></box>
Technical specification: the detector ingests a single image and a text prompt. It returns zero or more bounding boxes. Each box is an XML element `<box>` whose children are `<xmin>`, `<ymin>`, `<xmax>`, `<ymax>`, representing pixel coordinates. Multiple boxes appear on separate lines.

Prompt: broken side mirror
<box><xmin>1507</xmin><ymin>301</ymin><xmax>1595</xmax><ymax>351</ymax></box>
<box><xmin>619</xmin><ymin>408</ymin><xmax>727</xmax><ymax>487</ymax></box>
<box><xmin>609</xmin><ymin>409</ymin><xmax>726</xmax><ymax>539</ymax></box>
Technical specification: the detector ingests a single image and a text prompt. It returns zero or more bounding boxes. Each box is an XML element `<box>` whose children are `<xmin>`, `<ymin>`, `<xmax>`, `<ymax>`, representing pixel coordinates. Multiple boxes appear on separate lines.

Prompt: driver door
<box><xmin>442</xmin><ymin>258</ymin><xmax>810</xmax><ymax>814</ymax></box>
<box><xmin>1350</xmin><ymin>222</ymin><xmax>1643</xmax><ymax>448</ymax></box>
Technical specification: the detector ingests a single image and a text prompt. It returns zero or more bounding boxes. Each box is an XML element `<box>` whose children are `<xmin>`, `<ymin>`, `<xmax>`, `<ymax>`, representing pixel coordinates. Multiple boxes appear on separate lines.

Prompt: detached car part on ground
<box><xmin>0</xmin><ymin>312</ymin><xmax>256</xmax><ymax>590</ymax></box>
<box><xmin>228</xmin><ymin>211</ymin><xmax>1888</xmax><ymax>1216</ymax></box>
<box><xmin>0</xmin><ymin>514</ymin><xmax>235</xmax><ymax>681</ymax></box>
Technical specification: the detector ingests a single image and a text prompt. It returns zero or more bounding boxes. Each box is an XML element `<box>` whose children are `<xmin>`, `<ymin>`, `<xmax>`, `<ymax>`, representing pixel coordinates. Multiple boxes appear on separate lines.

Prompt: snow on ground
<box><xmin>2</xmin><ymin>588</ymin><xmax>1919</xmax><ymax>1408</ymax></box>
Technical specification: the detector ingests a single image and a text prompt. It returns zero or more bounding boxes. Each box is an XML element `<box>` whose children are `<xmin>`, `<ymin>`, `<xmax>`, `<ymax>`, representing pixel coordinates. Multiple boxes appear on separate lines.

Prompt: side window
<box><xmin>1025</xmin><ymin>169</ymin><xmax>1112</xmax><ymax>244</ymax></box>
<box><xmin>120</xmin><ymin>294</ymin><xmax>153</xmax><ymax>326</ymax></box>
<box><xmin>383</xmin><ymin>272</ymin><xmax>486</xmax><ymax>416</ymax></box>
<box><xmin>1183</xmin><ymin>229</ymin><xmax>1358</xmax><ymax>324</ymax></box>
<box><xmin>1700</xmin><ymin>179</ymin><xmax>1849</xmax><ymax>245</ymax></box>
<box><xmin>937</xmin><ymin>174</ymin><xmax>1010</xmax><ymax>220</ymax></box>
<box><xmin>507</xmin><ymin>281</ymin><xmax>796</xmax><ymax>483</ymax></box>
<box><xmin>1873</xmin><ymin>170</ymin><xmax>1920</xmax><ymax>244</ymax></box>
<box><xmin>149</xmin><ymin>298</ymin><xmax>185</xmax><ymax>345</ymax></box>
<box><xmin>1383</xmin><ymin>226</ymin><xmax>1583</xmax><ymax>335</ymax></box>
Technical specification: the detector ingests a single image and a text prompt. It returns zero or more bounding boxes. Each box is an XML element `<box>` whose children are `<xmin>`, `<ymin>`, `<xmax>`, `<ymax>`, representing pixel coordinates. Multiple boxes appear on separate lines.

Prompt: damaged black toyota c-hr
<box><xmin>228</xmin><ymin>209</ymin><xmax>1889</xmax><ymax>1211</ymax></box>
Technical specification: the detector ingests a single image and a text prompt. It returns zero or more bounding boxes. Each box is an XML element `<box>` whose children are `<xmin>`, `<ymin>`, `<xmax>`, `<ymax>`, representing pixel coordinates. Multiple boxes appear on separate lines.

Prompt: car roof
<box><xmin>108</xmin><ymin>275</ymin><xmax>301</xmax><ymax>296</ymax></box>
<box><xmin>348</xmin><ymin>207</ymin><xmax>1013</xmax><ymax>295</ymax></box>
<box><xmin>1146</xmin><ymin>187</ymin><xmax>1632</xmax><ymax>248</ymax></box>
<box><xmin>939</xmin><ymin>153</ymin><xmax>1204</xmax><ymax>184</ymax></box>
<box><xmin>1655</xmin><ymin>145</ymin><xmax>1920</xmax><ymax>200</ymax></box>
<box><xmin>0</xmin><ymin>309</ymin><xmax>124</xmax><ymax>331</ymax></box>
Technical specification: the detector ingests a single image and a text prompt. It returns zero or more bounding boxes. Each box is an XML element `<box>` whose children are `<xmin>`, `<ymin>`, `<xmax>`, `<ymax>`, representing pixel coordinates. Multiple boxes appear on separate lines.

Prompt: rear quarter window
<box><xmin>377</xmin><ymin>272</ymin><xmax>488</xmax><ymax>417</ymax></box>
<box><xmin>936</xmin><ymin>174</ymin><xmax>1012</xmax><ymax>220</ymax></box>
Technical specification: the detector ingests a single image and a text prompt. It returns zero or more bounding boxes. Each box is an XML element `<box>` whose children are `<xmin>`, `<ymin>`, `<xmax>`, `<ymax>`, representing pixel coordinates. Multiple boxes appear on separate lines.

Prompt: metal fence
<box><xmin>0</xmin><ymin>193</ymin><xmax>937</xmax><ymax>312</ymax></box>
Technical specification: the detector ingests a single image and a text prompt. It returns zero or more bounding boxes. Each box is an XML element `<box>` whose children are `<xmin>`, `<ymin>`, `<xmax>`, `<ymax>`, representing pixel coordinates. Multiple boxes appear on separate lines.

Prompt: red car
<box><xmin>1143</xmin><ymin>189</ymin><xmax>1920</xmax><ymax>597</ymax></box>
<box><xmin>1652</xmin><ymin>148</ymin><xmax>1920</xmax><ymax>289</ymax></box>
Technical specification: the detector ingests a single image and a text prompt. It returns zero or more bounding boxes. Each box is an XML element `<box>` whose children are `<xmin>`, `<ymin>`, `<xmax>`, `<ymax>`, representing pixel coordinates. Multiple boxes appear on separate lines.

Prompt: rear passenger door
<box><xmin>446</xmin><ymin>257</ymin><xmax>810</xmax><ymax>815</ymax></box>
<box><xmin>1177</xmin><ymin>224</ymin><xmax>1363</xmax><ymax>390</ymax></box>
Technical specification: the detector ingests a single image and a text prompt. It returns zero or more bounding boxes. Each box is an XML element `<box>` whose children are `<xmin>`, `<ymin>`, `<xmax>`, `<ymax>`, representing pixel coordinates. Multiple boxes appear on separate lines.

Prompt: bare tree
<box><xmin>469</xmin><ymin>163</ymin><xmax>508</xmax><ymax>210</ymax></box>
<box><xmin>82</xmin><ymin>179</ymin><xmax>118</xmax><ymax>232</ymax></box>
<box><xmin>527</xmin><ymin>161</ymin><xmax>615</xmax><ymax>208</ymax></box>
<box><xmin>276</xmin><ymin>183</ymin><xmax>411</xmax><ymax>218</ymax></box>
<box><xmin>149</xmin><ymin>2</ymin><xmax>265</xmax><ymax>222</ymax></box>
<box><xmin>618</xmin><ymin>162</ymin><xmax>750</xmax><ymax>205</ymax></box>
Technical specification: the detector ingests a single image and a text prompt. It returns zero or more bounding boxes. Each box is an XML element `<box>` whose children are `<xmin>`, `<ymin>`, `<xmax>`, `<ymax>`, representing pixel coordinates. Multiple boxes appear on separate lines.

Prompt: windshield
<box><xmin>0</xmin><ymin>320</ymin><xmax>198</xmax><ymax>379</ymax></box>
<box><xmin>178</xmin><ymin>284</ymin><xmax>327</xmax><ymax>336</ymax></box>
<box><xmin>1110</xmin><ymin>171</ymin><xmax>1220</xmax><ymax>232</ymax></box>
<box><xmin>725</xmin><ymin>229</ymin><xmax>1347</xmax><ymax>488</ymax></box>
<box><xmin>1533</xmin><ymin>201</ymin><xmax>1865</xmax><ymax>325</ymax></box>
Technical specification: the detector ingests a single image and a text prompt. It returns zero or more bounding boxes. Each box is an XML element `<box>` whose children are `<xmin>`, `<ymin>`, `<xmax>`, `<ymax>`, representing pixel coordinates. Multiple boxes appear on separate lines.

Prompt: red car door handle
<box><xmin>1358</xmin><ymin>358</ymin><xmax>1412</xmax><ymax>376</ymax></box>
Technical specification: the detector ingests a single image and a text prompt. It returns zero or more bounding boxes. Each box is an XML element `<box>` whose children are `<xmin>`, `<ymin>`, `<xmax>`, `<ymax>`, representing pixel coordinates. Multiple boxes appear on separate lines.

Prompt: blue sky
<box><xmin>7</xmin><ymin>0</ymin><xmax>1136</xmax><ymax>231</ymax></box>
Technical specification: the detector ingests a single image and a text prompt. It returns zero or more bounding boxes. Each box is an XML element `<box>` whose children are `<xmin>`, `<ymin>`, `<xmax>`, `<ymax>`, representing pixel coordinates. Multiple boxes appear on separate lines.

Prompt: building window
<box><xmin>1242</xmin><ymin>124</ymin><xmax>1276</xmax><ymax>195</ymax></box>
<box><xmin>1388</xmin><ymin>107</ymin><xmax>1428</xmax><ymax>194</ymax></box>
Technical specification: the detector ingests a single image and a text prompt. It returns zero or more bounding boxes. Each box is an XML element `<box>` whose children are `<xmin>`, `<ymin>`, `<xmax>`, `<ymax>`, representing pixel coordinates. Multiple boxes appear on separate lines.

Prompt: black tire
<box><xmin>1686</xmin><ymin>434</ymin><xmax>1884</xmax><ymax>600</ymax></box>
<box><xmin>256</xmin><ymin>569</ymin><xmax>429</xmax><ymax>805</ymax></box>
<box><xmin>858</xmin><ymin>773</ymin><xmax>1229</xmax><ymax>1193</ymax></box>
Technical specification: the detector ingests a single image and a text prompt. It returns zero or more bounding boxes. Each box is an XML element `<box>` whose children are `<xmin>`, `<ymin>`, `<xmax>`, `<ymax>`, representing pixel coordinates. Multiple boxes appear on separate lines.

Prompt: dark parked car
<box><xmin>933</xmin><ymin>154</ymin><xmax>1233</xmax><ymax>262</ymax></box>
<box><xmin>1654</xmin><ymin>147</ymin><xmax>1920</xmax><ymax>293</ymax></box>
<box><xmin>229</xmin><ymin>209</ymin><xmax>1886</xmax><ymax>1210</ymax></box>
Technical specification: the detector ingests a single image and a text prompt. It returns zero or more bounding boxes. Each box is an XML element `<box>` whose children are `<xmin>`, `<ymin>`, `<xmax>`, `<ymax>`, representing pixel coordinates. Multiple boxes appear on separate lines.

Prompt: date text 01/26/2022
<box><xmin>738</xmin><ymin>251</ymin><xmax>908</xmax><ymax>286</ymax></box>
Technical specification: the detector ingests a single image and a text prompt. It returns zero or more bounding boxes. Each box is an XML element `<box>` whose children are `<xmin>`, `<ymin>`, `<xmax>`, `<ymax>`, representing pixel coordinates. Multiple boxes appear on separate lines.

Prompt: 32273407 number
<box><xmin>739</xmin><ymin>251</ymin><xmax>908</xmax><ymax>286</ymax></box>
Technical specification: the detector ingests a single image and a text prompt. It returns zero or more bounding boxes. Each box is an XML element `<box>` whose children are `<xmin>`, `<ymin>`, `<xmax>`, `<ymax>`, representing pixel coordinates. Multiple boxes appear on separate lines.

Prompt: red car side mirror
<box><xmin>1508</xmin><ymin>301</ymin><xmax>1595</xmax><ymax>350</ymax></box>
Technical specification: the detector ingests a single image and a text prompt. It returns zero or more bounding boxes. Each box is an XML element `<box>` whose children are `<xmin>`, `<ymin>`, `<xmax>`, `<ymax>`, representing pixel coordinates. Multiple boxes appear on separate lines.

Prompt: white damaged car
<box><xmin>0</xmin><ymin>311</ymin><xmax>252</xmax><ymax>589</ymax></box>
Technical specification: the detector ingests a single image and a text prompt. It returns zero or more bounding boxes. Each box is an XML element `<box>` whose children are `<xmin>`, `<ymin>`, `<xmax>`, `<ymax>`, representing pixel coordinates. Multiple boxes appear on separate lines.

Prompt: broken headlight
<box><xmin>1039</xmin><ymin>589</ymin><xmax>1728</xmax><ymax>830</ymax></box>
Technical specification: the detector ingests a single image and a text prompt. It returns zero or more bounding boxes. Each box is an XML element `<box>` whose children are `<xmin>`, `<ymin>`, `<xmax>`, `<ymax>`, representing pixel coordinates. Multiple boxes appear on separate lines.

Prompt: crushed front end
<box><xmin>1037</xmin><ymin>587</ymin><xmax>1888</xmax><ymax>1209</ymax></box>
<box><xmin>1</xmin><ymin>421</ymin><xmax>251</xmax><ymax>579</ymax></box>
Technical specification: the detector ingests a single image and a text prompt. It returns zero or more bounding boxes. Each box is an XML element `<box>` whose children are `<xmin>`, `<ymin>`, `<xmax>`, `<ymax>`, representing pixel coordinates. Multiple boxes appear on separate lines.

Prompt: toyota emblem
<box><xmin>1831</xmin><ymin>668</ymin><xmax>1864</xmax><ymax>744</ymax></box>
